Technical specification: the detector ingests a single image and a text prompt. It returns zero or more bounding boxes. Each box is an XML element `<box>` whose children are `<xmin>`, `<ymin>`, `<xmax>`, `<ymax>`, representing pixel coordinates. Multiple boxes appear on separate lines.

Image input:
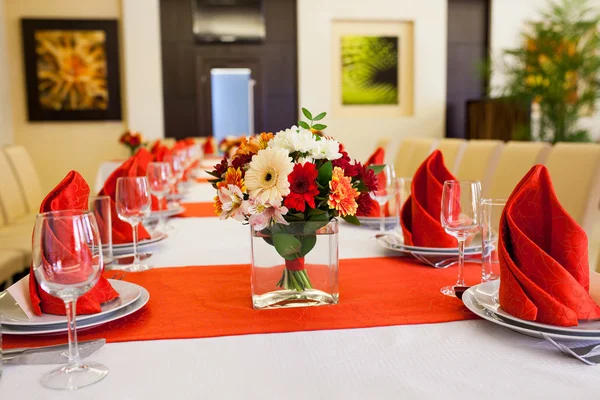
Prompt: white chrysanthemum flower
<box><xmin>311</xmin><ymin>138</ymin><xmax>342</xmax><ymax>160</ymax></box>
<box><xmin>245</xmin><ymin>147</ymin><xmax>294</xmax><ymax>203</ymax></box>
<box><xmin>269</xmin><ymin>126</ymin><xmax>317</xmax><ymax>154</ymax></box>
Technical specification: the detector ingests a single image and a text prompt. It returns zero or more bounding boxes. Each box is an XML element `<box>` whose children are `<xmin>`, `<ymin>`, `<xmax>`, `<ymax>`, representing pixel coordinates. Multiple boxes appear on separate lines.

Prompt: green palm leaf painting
<box><xmin>341</xmin><ymin>36</ymin><xmax>399</xmax><ymax>105</ymax></box>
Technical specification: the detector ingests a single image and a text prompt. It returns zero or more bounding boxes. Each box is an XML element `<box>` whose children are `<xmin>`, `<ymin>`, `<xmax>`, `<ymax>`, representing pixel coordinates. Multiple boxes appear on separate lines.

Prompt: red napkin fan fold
<box><xmin>359</xmin><ymin>147</ymin><xmax>391</xmax><ymax>218</ymax></box>
<box><xmin>29</xmin><ymin>171</ymin><xmax>119</xmax><ymax>316</ymax></box>
<box><xmin>498</xmin><ymin>165</ymin><xmax>600</xmax><ymax>327</ymax></box>
<box><xmin>400</xmin><ymin>150</ymin><xmax>456</xmax><ymax>247</ymax></box>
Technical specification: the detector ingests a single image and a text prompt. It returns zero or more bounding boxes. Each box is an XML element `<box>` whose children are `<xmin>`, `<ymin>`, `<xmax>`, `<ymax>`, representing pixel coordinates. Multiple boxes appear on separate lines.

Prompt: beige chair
<box><xmin>488</xmin><ymin>141</ymin><xmax>551</xmax><ymax>200</ymax></box>
<box><xmin>0</xmin><ymin>249</ymin><xmax>25</xmax><ymax>286</ymax></box>
<box><xmin>162</xmin><ymin>137</ymin><xmax>177</xmax><ymax>148</ymax></box>
<box><xmin>455</xmin><ymin>140</ymin><xmax>504</xmax><ymax>196</ymax></box>
<box><xmin>3</xmin><ymin>145</ymin><xmax>44</xmax><ymax>213</ymax></box>
<box><xmin>0</xmin><ymin>149</ymin><xmax>28</xmax><ymax>224</ymax></box>
<box><xmin>394</xmin><ymin>138</ymin><xmax>437</xmax><ymax>178</ymax></box>
<box><xmin>436</xmin><ymin>138</ymin><xmax>466</xmax><ymax>173</ymax></box>
<box><xmin>545</xmin><ymin>143</ymin><xmax>600</xmax><ymax>236</ymax></box>
<box><xmin>375</xmin><ymin>137</ymin><xmax>391</xmax><ymax>151</ymax></box>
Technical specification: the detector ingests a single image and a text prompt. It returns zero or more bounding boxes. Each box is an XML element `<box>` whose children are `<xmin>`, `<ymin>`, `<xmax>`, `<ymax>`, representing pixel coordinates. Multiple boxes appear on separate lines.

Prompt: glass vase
<box><xmin>251</xmin><ymin>219</ymin><xmax>339</xmax><ymax>310</ymax></box>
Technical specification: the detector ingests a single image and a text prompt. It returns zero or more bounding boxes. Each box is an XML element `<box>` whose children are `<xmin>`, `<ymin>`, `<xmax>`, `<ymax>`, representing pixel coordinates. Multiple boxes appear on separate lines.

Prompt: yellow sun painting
<box><xmin>35</xmin><ymin>30</ymin><xmax>108</xmax><ymax>111</ymax></box>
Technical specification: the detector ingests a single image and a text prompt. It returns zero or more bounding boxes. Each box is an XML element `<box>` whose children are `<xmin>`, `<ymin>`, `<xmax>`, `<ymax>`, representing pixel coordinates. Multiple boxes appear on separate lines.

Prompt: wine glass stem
<box><xmin>132</xmin><ymin>223</ymin><xmax>139</xmax><ymax>266</ymax></box>
<box><xmin>158</xmin><ymin>194</ymin><xmax>166</xmax><ymax>229</ymax></box>
<box><xmin>456</xmin><ymin>237</ymin><xmax>466</xmax><ymax>287</ymax></box>
<box><xmin>64</xmin><ymin>299</ymin><xmax>81</xmax><ymax>367</ymax></box>
<box><xmin>379</xmin><ymin>201</ymin><xmax>386</xmax><ymax>232</ymax></box>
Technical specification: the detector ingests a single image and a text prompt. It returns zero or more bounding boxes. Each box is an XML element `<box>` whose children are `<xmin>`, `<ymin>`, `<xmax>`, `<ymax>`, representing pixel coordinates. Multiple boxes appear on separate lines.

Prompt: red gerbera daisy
<box><xmin>284</xmin><ymin>163</ymin><xmax>320</xmax><ymax>212</ymax></box>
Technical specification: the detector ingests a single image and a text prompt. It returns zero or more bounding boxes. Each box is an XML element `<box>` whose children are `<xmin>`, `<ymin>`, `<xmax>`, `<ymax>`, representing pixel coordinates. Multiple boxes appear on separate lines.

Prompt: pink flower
<box><xmin>218</xmin><ymin>184</ymin><xmax>247</xmax><ymax>221</ymax></box>
<box><xmin>247</xmin><ymin>199</ymin><xmax>289</xmax><ymax>231</ymax></box>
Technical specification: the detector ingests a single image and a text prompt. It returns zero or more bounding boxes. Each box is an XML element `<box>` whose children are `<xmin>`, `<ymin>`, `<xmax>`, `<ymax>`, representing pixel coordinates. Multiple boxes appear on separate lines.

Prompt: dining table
<box><xmin>1</xmin><ymin>164</ymin><xmax>599</xmax><ymax>399</ymax></box>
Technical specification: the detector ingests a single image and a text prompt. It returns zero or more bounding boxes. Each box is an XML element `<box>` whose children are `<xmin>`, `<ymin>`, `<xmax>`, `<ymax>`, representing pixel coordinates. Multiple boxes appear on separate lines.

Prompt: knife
<box><xmin>2</xmin><ymin>339</ymin><xmax>106</xmax><ymax>365</ymax></box>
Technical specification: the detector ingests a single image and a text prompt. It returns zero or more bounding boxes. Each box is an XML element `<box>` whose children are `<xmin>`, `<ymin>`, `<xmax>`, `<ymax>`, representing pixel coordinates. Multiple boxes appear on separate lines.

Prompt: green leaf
<box><xmin>317</xmin><ymin>161</ymin><xmax>333</xmax><ymax>186</ymax></box>
<box><xmin>312</xmin><ymin>112</ymin><xmax>327</xmax><ymax>121</ymax></box>
<box><xmin>302</xmin><ymin>108</ymin><xmax>313</xmax><ymax>120</ymax></box>
<box><xmin>342</xmin><ymin>215</ymin><xmax>361</xmax><ymax>226</ymax></box>
<box><xmin>312</xmin><ymin>124</ymin><xmax>327</xmax><ymax>131</ymax></box>
<box><xmin>298</xmin><ymin>121</ymin><xmax>310</xmax><ymax>130</ymax></box>
<box><xmin>299</xmin><ymin>234</ymin><xmax>317</xmax><ymax>257</ymax></box>
<box><xmin>306</xmin><ymin>208</ymin><xmax>326</xmax><ymax>217</ymax></box>
<box><xmin>367</xmin><ymin>164</ymin><xmax>386</xmax><ymax>175</ymax></box>
<box><xmin>273</xmin><ymin>233</ymin><xmax>302</xmax><ymax>260</ymax></box>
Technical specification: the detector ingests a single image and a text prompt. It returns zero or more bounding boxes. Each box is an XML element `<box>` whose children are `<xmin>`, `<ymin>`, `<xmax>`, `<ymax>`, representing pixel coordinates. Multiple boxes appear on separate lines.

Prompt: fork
<box><xmin>109</xmin><ymin>272</ymin><xmax>127</xmax><ymax>280</ymax></box>
<box><xmin>541</xmin><ymin>333</ymin><xmax>600</xmax><ymax>365</ymax></box>
<box><xmin>411</xmin><ymin>253</ymin><xmax>480</xmax><ymax>269</ymax></box>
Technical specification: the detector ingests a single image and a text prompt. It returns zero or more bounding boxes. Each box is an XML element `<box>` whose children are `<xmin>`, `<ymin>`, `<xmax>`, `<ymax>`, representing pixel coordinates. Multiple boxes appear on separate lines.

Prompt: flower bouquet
<box><xmin>208</xmin><ymin>109</ymin><xmax>382</xmax><ymax>309</ymax></box>
<box><xmin>119</xmin><ymin>130</ymin><xmax>145</xmax><ymax>156</ymax></box>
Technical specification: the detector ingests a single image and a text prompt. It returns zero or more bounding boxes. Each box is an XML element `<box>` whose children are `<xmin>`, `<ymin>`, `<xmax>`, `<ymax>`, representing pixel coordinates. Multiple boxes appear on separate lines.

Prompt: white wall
<box><xmin>122</xmin><ymin>0</ymin><xmax>165</xmax><ymax>141</ymax></box>
<box><xmin>490</xmin><ymin>0</ymin><xmax>600</xmax><ymax>141</ymax></box>
<box><xmin>297</xmin><ymin>0</ymin><xmax>448</xmax><ymax>163</ymax></box>
<box><xmin>0</xmin><ymin>0</ymin><xmax>14</xmax><ymax>146</ymax></box>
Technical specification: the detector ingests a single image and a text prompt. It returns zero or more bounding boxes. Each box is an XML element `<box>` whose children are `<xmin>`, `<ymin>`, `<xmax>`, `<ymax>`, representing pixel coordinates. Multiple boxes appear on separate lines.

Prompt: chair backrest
<box><xmin>436</xmin><ymin>138</ymin><xmax>466</xmax><ymax>174</ymax></box>
<box><xmin>455</xmin><ymin>140</ymin><xmax>504</xmax><ymax>196</ymax></box>
<box><xmin>545</xmin><ymin>143</ymin><xmax>600</xmax><ymax>235</ymax></box>
<box><xmin>0</xmin><ymin>148</ymin><xmax>28</xmax><ymax>223</ymax></box>
<box><xmin>488</xmin><ymin>141</ymin><xmax>551</xmax><ymax>200</ymax></box>
<box><xmin>394</xmin><ymin>138</ymin><xmax>436</xmax><ymax>178</ymax></box>
<box><xmin>3</xmin><ymin>145</ymin><xmax>44</xmax><ymax>213</ymax></box>
<box><xmin>162</xmin><ymin>138</ymin><xmax>177</xmax><ymax>148</ymax></box>
<box><xmin>375</xmin><ymin>137</ymin><xmax>391</xmax><ymax>151</ymax></box>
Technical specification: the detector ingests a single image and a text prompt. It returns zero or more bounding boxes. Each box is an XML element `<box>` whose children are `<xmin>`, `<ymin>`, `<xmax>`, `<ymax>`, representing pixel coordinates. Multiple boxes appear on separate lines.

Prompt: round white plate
<box><xmin>473</xmin><ymin>280</ymin><xmax>600</xmax><ymax>335</ymax></box>
<box><xmin>166</xmin><ymin>193</ymin><xmax>186</xmax><ymax>201</ymax></box>
<box><xmin>147</xmin><ymin>206</ymin><xmax>185</xmax><ymax>220</ymax></box>
<box><xmin>356</xmin><ymin>216</ymin><xmax>398</xmax><ymax>230</ymax></box>
<box><xmin>2</xmin><ymin>280</ymin><xmax>142</xmax><ymax>327</ymax></box>
<box><xmin>462</xmin><ymin>286</ymin><xmax>600</xmax><ymax>341</ymax></box>
<box><xmin>1</xmin><ymin>286</ymin><xmax>150</xmax><ymax>336</ymax></box>
<box><xmin>376</xmin><ymin>235</ymin><xmax>481</xmax><ymax>256</ymax></box>
<box><xmin>112</xmin><ymin>232</ymin><xmax>168</xmax><ymax>253</ymax></box>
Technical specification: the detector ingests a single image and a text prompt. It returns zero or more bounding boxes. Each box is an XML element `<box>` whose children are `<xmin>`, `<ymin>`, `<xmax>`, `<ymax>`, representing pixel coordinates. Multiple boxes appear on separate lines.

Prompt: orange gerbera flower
<box><xmin>234</xmin><ymin>137</ymin><xmax>261</xmax><ymax>159</ymax></box>
<box><xmin>217</xmin><ymin>167</ymin><xmax>246</xmax><ymax>193</ymax></box>
<box><xmin>328</xmin><ymin>166</ymin><xmax>359</xmax><ymax>217</ymax></box>
<box><xmin>214</xmin><ymin>195</ymin><xmax>223</xmax><ymax>216</ymax></box>
<box><xmin>257</xmin><ymin>132</ymin><xmax>273</xmax><ymax>149</ymax></box>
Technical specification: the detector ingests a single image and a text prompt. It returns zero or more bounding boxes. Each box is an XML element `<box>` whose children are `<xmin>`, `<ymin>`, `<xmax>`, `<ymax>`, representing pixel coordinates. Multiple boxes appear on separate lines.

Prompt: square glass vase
<box><xmin>250</xmin><ymin>219</ymin><xmax>339</xmax><ymax>310</ymax></box>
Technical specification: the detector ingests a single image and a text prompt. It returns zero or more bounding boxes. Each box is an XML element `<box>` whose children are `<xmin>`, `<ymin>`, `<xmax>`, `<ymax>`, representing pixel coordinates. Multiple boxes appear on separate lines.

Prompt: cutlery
<box><xmin>540</xmin><ymin>333</ymin><xmax>600</xmax><ymax>365</ymax></box>
<box><xmin>411</xmin><ymin>253</ymin><xmax>480</xmax><ymax>269</ymax></box>
<box><xmin>109</xmin><ymin>272</ymin><xmax>127</xmax><ymax>280</ymax></box>
<box><xmin>2</xmin><ymin>339</ymin><xmax>106</xmax><ymax>365</ymax></box>
<box><xmin>112</xmin><ymin>252</ymin><xmax>152</xmax><ymax>266</ymax></box>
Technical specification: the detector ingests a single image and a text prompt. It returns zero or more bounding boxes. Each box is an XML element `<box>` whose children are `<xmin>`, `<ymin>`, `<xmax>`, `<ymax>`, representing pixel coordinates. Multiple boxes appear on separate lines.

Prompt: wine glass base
<box><xmin>41</xmin><ymin>362</ymin><xmax>108</xmax><ymax>390</ymax></box>
<box><xmin>121</xmin><ymin>263</ymin><xmax>150</xmax><ymax>272</ymax></box>
<box><xmin>440</xmin><ymin>285</ymin><xmax>457</xmax><ymax>297</ymax></box>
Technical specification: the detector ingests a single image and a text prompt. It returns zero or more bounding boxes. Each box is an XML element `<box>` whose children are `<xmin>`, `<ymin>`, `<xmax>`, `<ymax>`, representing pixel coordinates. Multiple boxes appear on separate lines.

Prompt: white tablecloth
<box><xmin>2</xmin><ymin>179</ymin><xmax>598</xmax><ymax>399</ymax></box>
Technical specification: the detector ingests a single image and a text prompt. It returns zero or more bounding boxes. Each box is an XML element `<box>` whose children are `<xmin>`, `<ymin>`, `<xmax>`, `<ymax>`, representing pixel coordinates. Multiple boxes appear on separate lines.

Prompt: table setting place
<box><xmin>1</xmin><ymin>110</ymin><xmax>600</xmax><ymax>397</ymax></box>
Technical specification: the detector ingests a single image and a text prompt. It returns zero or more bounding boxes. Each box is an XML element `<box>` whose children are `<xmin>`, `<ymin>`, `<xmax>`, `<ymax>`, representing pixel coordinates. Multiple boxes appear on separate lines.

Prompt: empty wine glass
<box><xmin>116</xmin><ymin>177</ymin><xmax>152</xmax><ymax>271</ymax></box>
<box><xmin>32</xmin><ymin>210</ymin><xmax>108</xmax><ymax>390</ymax></box>
<box><xmin>147</xmin><ymin>162</ymin><xmax>173</xmax><ymax>232</ymax></box>
<box><xmin>369</xmin><ymin>164</ymin><xmax>397</xmax><ymax>232</ymax></box>
<box><xmin>440</xmin><ymin>180</ymin><xmax>482</xmax><ymax>297</ymax></box>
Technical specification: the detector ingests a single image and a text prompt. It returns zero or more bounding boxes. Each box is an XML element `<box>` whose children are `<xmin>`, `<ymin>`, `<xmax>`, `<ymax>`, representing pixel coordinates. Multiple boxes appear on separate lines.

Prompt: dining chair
<box><xmin>3</xmin><ymin>145</ymin><xmax>44</xmax><ymax>213</ymax></box>
<box><xmin>0</xmin><ymin>249</ymin><xmax>25</xmax><ymax>287</ymax></box>
<box><xmin>545</xmin><ymin>143</ymin><xmax>600</xmax><ymax>236</ymax></box>
<box><xmin>455</xmin><ymin>140</ymin><xmax>504</xmax><ymax>197</ymax></box>
<box><xmin>375</xmin><ymin>137</ymin><xmax>391</xmax><ymax>152</ymax></box>
<box><xmin>0</xmin><ymin>148</ymin><xmax>29</xmax><ymax>224</ymax></box>
<box><xmin>394</xmin><ymin>138</ymin><xmax>437</xmax><ymax>178</ymax></box>
<box><xmin>436</xmin><ymin>138</ymin><xmax>466</xmax><ymax>174</ymax></box>
<box><xmin>162</xmin><ymin>137</ymin><xmax>177</xmax><ymax>148</ymax></box>
<box><xmin>488</xmin><ymin>141</ymin><xmax>551</xmax><ymax>200</ymax></box>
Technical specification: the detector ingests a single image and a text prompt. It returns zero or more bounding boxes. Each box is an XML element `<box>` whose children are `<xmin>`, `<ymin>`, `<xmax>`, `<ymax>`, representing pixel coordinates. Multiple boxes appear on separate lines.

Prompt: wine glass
<box><xmin>440</xmin><ymin>180</ymin><xmax>482</xmax><ymax>297</ymax></box>
<box><xmin>146</xmin><ymin>162</ymin><xmax>173</xmax><ymax>232</ymax></box>
<box><xmin>369</xmin><ymin>164</ymin><xmax>397</xmax><ymax>232</ymax></box>
<box><xmin>32</xmin><ymin>210</ymin><xmax>108</xmax><ymax>390</ymax></box>
<box><xmin>116</xmin><ymin>177</ymin><xmax>152</xmax><ymax>271</ymax></box>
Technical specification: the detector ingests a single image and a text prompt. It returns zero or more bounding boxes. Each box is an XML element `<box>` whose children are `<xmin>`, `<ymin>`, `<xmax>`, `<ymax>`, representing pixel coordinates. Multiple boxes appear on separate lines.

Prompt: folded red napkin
<box><xmin>29</xmin><ymin>171</ymin><xmax>119</xmax><ymax>316</ymax></box>
<box><xmin>400</xmin><ymin>150</ymin><xmax>456</xmax><ymax>247</ymax></box>
<box><xmin>153</xmin><ymin>144</ymin><xmax>173</xmax><ymax>164</ymax></box>
<box><xmin>203</xmin><ymin>137</ymin><xmax>216</xmax><ymax>155</ymax></box>
<box><xmin>499</xmin><ymin>165</ymin><xmax>600</xmax><ymax>326</ymax></box>
<box><xmin>358</xmin><ymin>147</ymin><xmax>391</xmax><ymax>218</ymax></box>
<box><xmin>99</xmin><ymin>150</ymin><xmax>152</xmax><ymax>244</ymax></box>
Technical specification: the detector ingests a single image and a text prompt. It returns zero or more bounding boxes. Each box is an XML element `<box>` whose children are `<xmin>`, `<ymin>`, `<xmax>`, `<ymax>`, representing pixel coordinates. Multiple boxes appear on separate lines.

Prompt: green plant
<box><xmin>492</xmin><ymin>0</ymin><xmax>600</xmax><ymax>143</ymax></box>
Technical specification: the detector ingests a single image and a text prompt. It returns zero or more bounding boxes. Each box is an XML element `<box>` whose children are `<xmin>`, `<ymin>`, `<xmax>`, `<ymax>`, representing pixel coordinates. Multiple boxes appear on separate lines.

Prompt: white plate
<box><xmin>376</xmin><ymin>235</ymin><xmax>481</xmax><ymax>256</ymax></box>
<box><xmin>462</xmin><ymin>286</ymin><xmax>600</xmax><ymax>341</ymax></box>
<box><xmin>1</xmin><ymin>280</ymin><xmax>142</xmax><ymax>327</ymax></box>
<box><xmin>112</xmin><ymin>232</ymin><xmax>168</xmax><ymax>253</ymax></box>
<box><xmin>473</xmin><ymin>280</ymin><xmax>600</xmax><ymax>335</ymax></box>
<box><xmin>1</xmin><ymin>286</ymin><xmax>150</xmax><ymax>336</ymax></box>
<box><xmin>147</xmin><ymin>206</ymin><xmax>185</xmax><ymax>220</ymax></box>
<box><xmin>166</xmin><ymin>193</ymin><xmax>186</xmax><ymax>201</ymax></box>
<box><xmin>356</xmin><ymin>216</ymin><xmax>398</xmax><ymax>230</ymax></box>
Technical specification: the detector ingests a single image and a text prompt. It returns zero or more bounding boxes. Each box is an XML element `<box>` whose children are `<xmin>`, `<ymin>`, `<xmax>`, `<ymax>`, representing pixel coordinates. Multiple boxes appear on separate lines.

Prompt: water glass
<box><xmin>440</xmin><ymin>180</ymin><xmax>482</xmax><ymax>297</ymax></box>
<box><xmin>481</xmin><ymin>199</ymin><xmax>506</xmax><ymax>282</ymax></box>
<box><xmin>89</xmin><ymin>195</ymin><xmax>113</xmax><ymax>267</ymax></box>
<box><xmin>116</xmin><ymin>177</ymin><xmax>152</xmax><ymax>271</ymax></box>
<box><xmin>369</xmin><ymin>164</ymin><xmax>397</xmax><ymax>232</ymax></box>
<box><xmin>393</xmin><ymin>177</ymin><xmax>412</xmax><ymax>230</ymax></box>
<box><xmin>32</xmin><ymin>210</ymin><xmax>108</xmax><ymax>390</ymax></box>
<box><xmin>147</xmin><ymin>162</ymin><xmax>173</xmax><ymax>232</ymax></box>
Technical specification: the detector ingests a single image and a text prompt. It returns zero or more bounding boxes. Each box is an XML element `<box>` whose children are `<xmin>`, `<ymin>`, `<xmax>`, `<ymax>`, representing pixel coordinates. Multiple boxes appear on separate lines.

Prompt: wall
<box><xmin>297</xmin><ymin>0</ymin><xmax>448</xmax><ymax>163</ymax></box>
<box><xmin>0</xmin><ymin>0</ymin><xmax>14</xmax><ymax>146</ymax></box>
<box><xmin>490</xmin><ymin>0</ymin><xmax>600</xmax><ymax>141</ymax></box>
<box><xmin>4</xmin><ymin>0</ymin><xmax>127</xmax><ymax>190</ymax></box>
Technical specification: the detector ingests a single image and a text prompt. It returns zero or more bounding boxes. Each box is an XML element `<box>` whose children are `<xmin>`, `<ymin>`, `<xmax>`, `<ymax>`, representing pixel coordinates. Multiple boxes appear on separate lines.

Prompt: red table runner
<box><xmin>179</xmin><ymin>202</ymin><xmax>215</xmax><ymax>218</ymax></box>
<box><xmin>3</xmin><ymin>257</ymin><xmax>480</xmax><ymax>348</ymax></box>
